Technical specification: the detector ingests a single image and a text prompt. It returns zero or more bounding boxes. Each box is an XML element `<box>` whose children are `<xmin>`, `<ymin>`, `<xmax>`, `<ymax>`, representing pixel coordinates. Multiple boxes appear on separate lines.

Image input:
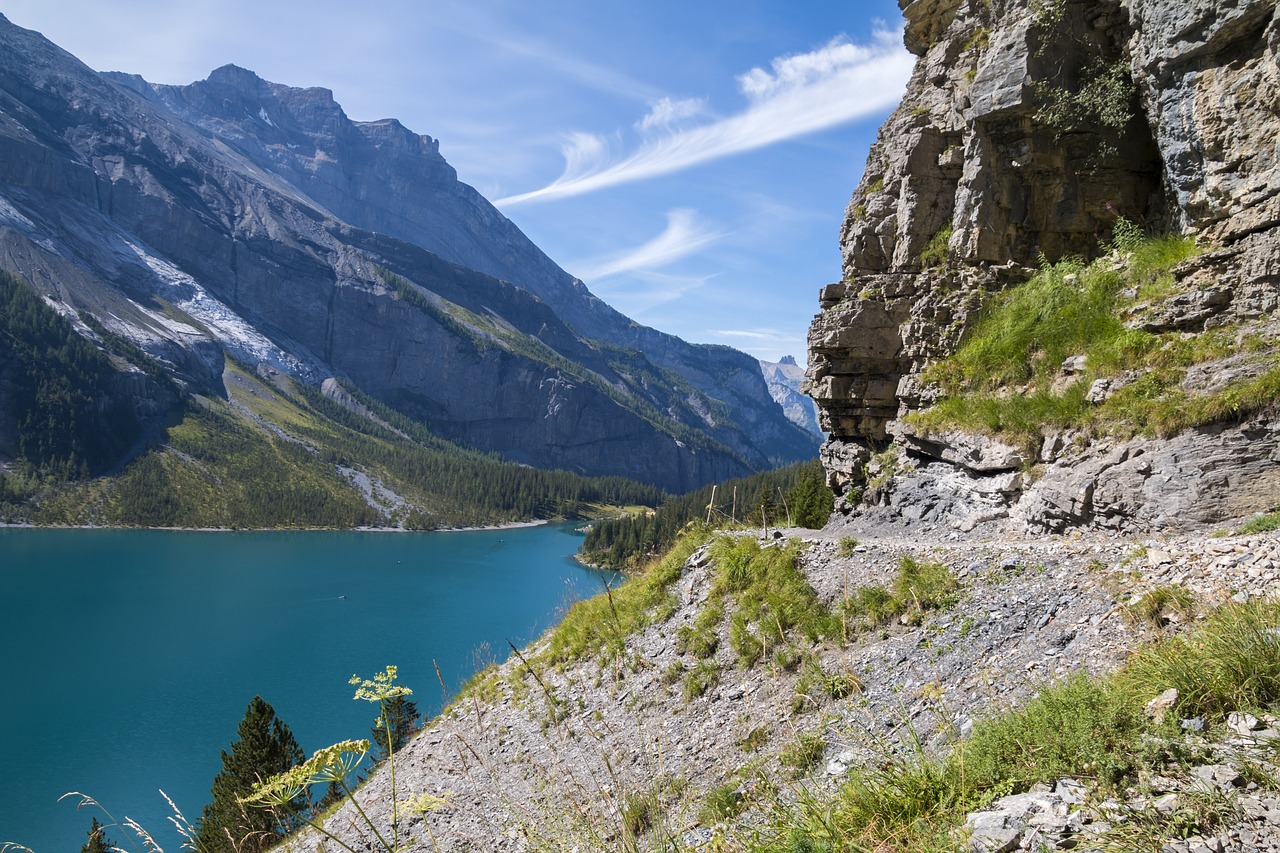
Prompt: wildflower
<box><xmin>351</xmin><ymin>666</ymin><xmax>412</xmax><ymax>703</ymax></box>
<box><xmin>398</xmin><ymin>791</ymin><xmax>451</xmax><ymax>816</ymax></box>
<box><xmin>240</xmin><ymin>740</ymin><xmax>370</xmax><ymax>808</ymax></box>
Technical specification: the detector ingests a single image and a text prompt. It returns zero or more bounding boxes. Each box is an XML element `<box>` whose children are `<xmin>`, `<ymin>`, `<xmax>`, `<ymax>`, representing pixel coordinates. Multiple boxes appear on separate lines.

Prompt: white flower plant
<box><xmin>240</xmin><ymin>666</ymin><xmax>448</xmax><ymax>853</ymax></box>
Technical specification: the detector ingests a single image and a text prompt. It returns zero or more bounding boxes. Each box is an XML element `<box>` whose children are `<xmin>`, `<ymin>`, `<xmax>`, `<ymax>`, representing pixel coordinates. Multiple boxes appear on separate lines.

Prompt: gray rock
<box><xmin>805</xmin><ymin>0</ymin><xmax>1280</xmax><ymax>533</ymax></box>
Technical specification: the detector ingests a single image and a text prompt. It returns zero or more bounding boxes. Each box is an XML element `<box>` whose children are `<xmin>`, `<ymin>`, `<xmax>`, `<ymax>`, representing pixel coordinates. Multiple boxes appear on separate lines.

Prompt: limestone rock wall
<box><xmin>806</xmin><ymin>0</ymin><xmax>1280</xmax><ymax>531</ymax></box>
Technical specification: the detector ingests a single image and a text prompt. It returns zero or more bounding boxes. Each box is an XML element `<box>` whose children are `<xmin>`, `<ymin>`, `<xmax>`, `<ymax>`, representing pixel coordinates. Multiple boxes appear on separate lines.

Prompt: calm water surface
<box><xmin>0</xmin><ymin>524</ymin><xmax>607</xmax><ymax>852</ymax></box>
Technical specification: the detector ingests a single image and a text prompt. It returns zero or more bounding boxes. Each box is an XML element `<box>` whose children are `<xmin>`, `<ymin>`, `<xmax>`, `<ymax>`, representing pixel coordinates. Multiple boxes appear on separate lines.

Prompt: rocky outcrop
<box><xmin>805</xmin><ymin>0</ymin><xmax>1280</xmax><ymax>531</ymax></box>
<box><xmin>0</xmin><ymin>15</ymin><xmax>816</xmax><ymax>492</ymax></box>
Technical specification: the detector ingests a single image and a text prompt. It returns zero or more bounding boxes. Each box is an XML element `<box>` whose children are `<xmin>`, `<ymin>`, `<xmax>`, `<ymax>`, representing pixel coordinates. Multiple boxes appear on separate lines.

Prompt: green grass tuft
<box><xmin>1122</xmin><ymin>584</ymin><xmax>1196</xmax><ymax>628</ymax></box>
<box><xmin>842</xmin><ymin>556</ymin><xmax>959</xmax><ymax>631</ymax></box>
<box><xmin>1240</xmin><ymin>511</ymin><xmax>1280</xmax><ymax>535</ymax></box>
<box><xmin>1120</xmin><ymin>600</ymin><xmax>1280</xmax><ymax>720</ymax></box>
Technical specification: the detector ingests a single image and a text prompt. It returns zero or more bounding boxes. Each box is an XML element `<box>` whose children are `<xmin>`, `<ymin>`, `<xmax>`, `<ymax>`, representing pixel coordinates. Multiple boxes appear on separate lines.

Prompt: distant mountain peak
<box><xmin>779</xmin><ymin>354</ymin><xmax>798</xmax><ymax>366</ymax></box>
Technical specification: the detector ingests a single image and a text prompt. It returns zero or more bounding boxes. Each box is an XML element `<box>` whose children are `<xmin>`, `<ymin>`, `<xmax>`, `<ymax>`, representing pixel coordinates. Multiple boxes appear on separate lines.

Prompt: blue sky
<box><xmin>4</xmin><ymin>1</ymin><xmax>912</xmax><ymax>363</ymax></box>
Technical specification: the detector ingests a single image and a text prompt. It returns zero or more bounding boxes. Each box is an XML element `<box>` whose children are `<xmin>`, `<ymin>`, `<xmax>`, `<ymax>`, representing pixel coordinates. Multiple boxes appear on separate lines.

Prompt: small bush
<box><xmin>780</xmin><ymin>732</ymin><xmax>827</xmax><ymax>774</ymax></box>
<box><xmin>1122</xmin><ymin>584</ymin><xmax>1195</xmax><ymax>628</ymax></box>
<box><xmin>700</xmin><ymin>782</ymin><xmax>746</xmax><ymax>825</ymax></box>
<box><xmin>963</xmin><ymin>673</ymin><xmax>1146</xmax><ymax>791</ymax></box>
<box><xmin>837</xmin><ymin>536</ymin><xmax>860</xmax><ymax>557</ymax></box>
<box><xmin>683</xmin><ymin>660</ymin><xmax>720</xmax><ymax>701</ymax></box>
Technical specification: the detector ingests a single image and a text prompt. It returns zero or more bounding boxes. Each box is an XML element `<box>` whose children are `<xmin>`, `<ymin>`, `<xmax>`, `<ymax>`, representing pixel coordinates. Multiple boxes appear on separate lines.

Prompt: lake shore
<box><xmin>0</xmin><ymin>518</ymin><xmax>552</xmax><ymax>533</ymax></box>
<box><xmin>0</xmin><ymin>522</ymin><xmax>601</xmax><ymax>853</ymax></box>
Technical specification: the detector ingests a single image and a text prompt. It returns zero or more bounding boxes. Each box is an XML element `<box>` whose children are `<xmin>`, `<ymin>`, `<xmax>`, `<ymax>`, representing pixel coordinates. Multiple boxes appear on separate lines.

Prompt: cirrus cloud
<box><xmin>636</xmin><ymin>96</ymin><xmax>709</xmax><ymax>132</ymax></box>
<box><xmin>495</xmin><ymin>28</ymin><xmax>912</xmax><ymax>207</ymax></box>
<box><xmin>574</xmin><ymin>208</ymin><xmax>724</xmax><ymax>281</ymax></box>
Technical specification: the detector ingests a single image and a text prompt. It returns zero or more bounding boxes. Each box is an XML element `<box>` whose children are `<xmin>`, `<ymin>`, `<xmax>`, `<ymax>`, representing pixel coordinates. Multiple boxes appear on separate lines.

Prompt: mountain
<box><xmin>805</xmin><ymin>0</ymin><xmax>1280</xmax><ymax>532</ymax></box>
<box><xmin>0</xmin><ymin>13</ymin><xmax>817</xmax><ymax>504</ymax></box>
<box><xmin>759</xmin><ymin>355</ymin><xmax>822</xmax><ymax>438</ymax></box>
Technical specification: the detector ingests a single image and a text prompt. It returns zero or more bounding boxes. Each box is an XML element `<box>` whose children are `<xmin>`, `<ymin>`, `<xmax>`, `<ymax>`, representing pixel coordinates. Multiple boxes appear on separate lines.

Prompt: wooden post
<box><xmin>706</xmin><ymin>484</ymin><xmax>717</xmax><ymax>525</ymax></box>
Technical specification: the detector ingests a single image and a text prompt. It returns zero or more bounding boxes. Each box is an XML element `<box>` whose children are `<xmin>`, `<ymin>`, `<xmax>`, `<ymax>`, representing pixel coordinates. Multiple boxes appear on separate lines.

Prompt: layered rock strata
<box><xmin>805</xmin><ymin>0</ymin><xmax>1280</xmax><ymax>531</ymax></box>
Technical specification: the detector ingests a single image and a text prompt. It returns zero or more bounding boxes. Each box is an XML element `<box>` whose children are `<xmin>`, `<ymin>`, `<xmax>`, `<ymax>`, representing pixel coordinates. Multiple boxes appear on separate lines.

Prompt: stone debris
<box><xmin>279</xmin><ymin>524</ymin><xmax>1280</xmax><ymax>852</ymax></box>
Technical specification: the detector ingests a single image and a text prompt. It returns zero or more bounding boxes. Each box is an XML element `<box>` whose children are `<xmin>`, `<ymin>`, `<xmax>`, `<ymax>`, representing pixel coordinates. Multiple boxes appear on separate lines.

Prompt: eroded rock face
<box><xmin>806</xmin><ymin>0</ymin><xmax>1280</xmax><ymax>530</ymax></box>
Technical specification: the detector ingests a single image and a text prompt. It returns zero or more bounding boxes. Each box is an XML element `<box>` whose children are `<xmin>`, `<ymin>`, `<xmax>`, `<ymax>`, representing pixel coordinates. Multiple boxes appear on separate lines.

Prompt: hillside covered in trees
<box><xmin>578</xmin><ymin>459</ymin><xmax>832</xmax><ymax>568</ymax></box>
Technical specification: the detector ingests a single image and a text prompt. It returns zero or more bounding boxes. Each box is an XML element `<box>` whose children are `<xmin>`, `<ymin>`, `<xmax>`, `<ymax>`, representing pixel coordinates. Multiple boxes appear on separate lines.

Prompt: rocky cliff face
<box><xmin>0</xmin><ymin>15</ymin><xmax>817</xmax><ymax>493</ymax></box>
<box><xmin>806</xmin><ymin>0</ymin><xmax>1279</xmax><ymax>531</ymax></box>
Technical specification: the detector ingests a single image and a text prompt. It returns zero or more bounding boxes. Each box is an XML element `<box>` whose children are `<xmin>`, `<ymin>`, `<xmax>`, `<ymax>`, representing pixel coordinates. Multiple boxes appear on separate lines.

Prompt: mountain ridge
<box><xmin>0</xmin><ymin>12</ymin><xmax>818</xmax><ymax>500</ymax></box>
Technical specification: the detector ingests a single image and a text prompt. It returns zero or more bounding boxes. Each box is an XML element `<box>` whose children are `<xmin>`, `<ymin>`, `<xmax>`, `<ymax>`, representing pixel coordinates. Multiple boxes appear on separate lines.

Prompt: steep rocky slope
<box><xmin>804</xmin><ymin>0</ymin><xmax>1279</xmax><ymax>531</ymax></box>
<box><xmin>0</xmin><ymin>15</ymin><xmax>816</xmax><ymax>494</ymax></box>
<box><xmin>281</xmin><ymin>521</ymin><xmax>1280</xmax><ymax>851</ymax></box>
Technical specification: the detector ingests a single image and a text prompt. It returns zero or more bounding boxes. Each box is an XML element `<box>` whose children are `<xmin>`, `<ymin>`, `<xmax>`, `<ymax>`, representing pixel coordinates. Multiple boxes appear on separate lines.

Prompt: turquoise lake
<box><xmin>0</xmin><ymin>524</ymin><xmax>609</xmax><ymax>852</ymax></box>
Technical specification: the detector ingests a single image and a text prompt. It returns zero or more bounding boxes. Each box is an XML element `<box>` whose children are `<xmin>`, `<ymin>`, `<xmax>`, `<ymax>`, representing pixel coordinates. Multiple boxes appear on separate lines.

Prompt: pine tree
<box><xmin>371</xmin><ymin>693</ymin><xmax>421</xmax><ymax>760</ymax></box>
<box><xmin>789</xmin><ymin>461</ymin><xmax>834</xmax><ymax>529</ymax></box>
<box><xmin>81</xmin><ymin>817</ymin><xmax>114</xmax><ymax>853</ymax></box>
<box><xmin>196</xmin><ymin>696</ymin><xmax>306</xmax><ymax>853</ymax></box>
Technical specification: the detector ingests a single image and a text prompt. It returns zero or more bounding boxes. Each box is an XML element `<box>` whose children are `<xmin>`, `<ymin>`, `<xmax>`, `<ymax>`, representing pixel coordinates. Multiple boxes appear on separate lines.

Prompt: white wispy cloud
<box><xmin>437</xmin><ymin>8</ymin><xmax>665</xmax><ymax>103</ymax></box>
<box><xmin>574</xmin><ymin>209</ymin><xmax>725</xmax><ymax>281</ymax></box>
<box><xmin>495</xmin><ymin>28</ymin><xmax>912</xmax><ymax>207</ymax></box>
<box><xmin>593</xmin><ymin>270</ymin><xmax>720</xmax><ymax>318</ymax></box>
<box><xmin>636</xmin><ymin>96</ymin><xmax>709</xmax><ymax>132</ymax></box>
<box><xmin>710</xmin><ymin>327</ymin><xmax>809</xmax><ymax>363</ymax></box>
<box><xmin>714</xmin><ymin>329</ymin><xmax>780</xmax><ymax>340</ymax></box>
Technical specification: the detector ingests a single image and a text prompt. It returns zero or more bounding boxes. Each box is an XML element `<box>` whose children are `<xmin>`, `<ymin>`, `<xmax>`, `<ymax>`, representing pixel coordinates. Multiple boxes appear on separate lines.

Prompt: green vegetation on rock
<box><xmin>760</xmin><ymin>598</ymin><xmax>1280</xmax><ymax>852</ymax></box>
<box><xmin>911</xmin><ymin>228</ymin><xmax>1280</xmax><ymax>449</ymax></box>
